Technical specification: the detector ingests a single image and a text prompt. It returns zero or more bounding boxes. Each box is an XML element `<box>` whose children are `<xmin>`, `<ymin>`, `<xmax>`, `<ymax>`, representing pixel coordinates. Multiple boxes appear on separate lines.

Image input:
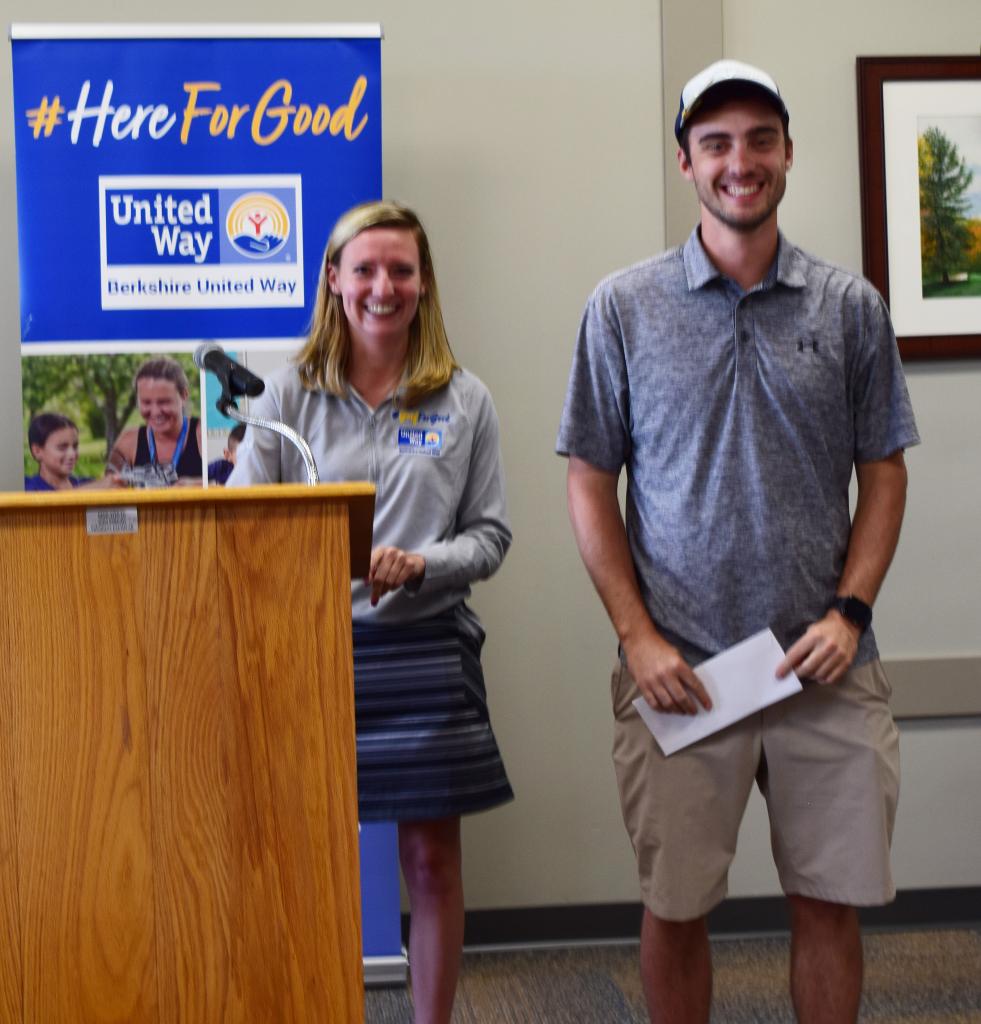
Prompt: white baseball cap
<box><xmin>675</xmin><ymin>59</ymin><xmax>788</xmax><ymax>142</ymax></box>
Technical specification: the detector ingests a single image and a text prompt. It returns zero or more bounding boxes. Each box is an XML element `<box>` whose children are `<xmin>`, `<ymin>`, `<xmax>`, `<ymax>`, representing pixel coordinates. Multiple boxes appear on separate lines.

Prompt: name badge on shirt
<box><xmin>398</xmin><ymin>427</ymin><xmax>443</xmax><ymax>457</ymax></box>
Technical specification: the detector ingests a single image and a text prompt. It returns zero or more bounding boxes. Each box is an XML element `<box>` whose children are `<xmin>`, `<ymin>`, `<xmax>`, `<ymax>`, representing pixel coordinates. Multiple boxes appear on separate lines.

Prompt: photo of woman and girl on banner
<box><xmin>23</xmin><ymin>350</ymin><xmax>247</xmax><ymax>491</ymax></box>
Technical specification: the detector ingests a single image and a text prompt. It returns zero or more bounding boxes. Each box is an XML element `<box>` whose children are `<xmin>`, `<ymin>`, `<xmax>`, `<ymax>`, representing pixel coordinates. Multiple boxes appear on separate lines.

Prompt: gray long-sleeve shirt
<box><xmin>228</xmin><ymin>365</ymin><xmax>511</xmax><ymax>629</ymax></box>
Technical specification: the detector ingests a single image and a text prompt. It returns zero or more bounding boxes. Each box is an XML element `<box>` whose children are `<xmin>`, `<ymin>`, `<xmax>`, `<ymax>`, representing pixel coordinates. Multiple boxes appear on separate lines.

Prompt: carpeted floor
<box><xmin>365</xmin><ymin>927</ymin><xmax>981</xmax><ymax>1022</ymax></box>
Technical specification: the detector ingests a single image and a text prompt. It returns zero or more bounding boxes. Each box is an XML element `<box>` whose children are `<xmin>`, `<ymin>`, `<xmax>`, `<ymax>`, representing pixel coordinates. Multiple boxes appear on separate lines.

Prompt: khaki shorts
<box><xmin>612</xmin><ymin>657</ymin><xmax>900</xmax><ymax>921</ymax></box>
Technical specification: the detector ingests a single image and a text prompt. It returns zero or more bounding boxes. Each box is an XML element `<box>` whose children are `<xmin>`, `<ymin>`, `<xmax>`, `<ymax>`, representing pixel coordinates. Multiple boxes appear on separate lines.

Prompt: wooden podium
<box><xmin>0</xmin><ymin>483</ymin><xmax>374</xmax><ymax>1024</ymax></box>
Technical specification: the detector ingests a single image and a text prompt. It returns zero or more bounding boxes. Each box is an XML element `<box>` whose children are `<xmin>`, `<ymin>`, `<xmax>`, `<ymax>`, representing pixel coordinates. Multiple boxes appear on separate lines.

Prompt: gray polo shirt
<box><xmin>556</xmin><ymin>228</ymin><xmax>920</xmax><ymax>667</ymax></box>
<box><xmin>229</xmin><ymin>365</ymin><xmax>511</xmax><ymax>629</ymax></box>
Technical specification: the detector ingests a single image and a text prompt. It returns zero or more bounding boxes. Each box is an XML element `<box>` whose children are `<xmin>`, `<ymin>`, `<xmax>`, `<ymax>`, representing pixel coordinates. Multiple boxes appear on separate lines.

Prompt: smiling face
<box><xmin>31</xmin><ymin>425</ymin><xmax>79</xmax><ymax>483</ymax></box>
<box><xmin>678</xmin><ymin>96</ymin><xmax>793</xmax><ymax>236</ymax></box>
<box><xmin>327</xmin><ymin>227</ymin><xmax>424</xmax><ymax>354</ymax></box>
<box><xmin>137</xmin><ymin>377</ymin><xmax>187</xmax><ymax>438</ymax></box>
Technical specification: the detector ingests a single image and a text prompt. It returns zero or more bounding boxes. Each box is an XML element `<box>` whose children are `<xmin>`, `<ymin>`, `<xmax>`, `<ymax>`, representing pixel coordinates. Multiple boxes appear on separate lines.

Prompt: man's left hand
<box><xmin>776</xmin><ymin>611</ymin><xmax>860</xmax><ymax>685</ymax></box>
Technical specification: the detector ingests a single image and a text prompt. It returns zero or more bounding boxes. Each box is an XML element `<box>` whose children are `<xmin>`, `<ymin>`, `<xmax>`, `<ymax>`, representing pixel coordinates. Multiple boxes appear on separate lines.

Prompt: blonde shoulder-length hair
<box><xmin>295</xmin><ymin>200</ymin><xmax>459</xmax><ymax>406</ymax></box>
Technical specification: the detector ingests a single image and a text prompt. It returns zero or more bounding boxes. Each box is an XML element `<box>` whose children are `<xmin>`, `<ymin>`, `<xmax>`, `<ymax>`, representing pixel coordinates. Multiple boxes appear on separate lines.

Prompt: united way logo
<box><xmin>398</xmin><ymin>427</ymin><xmax>443</xmax><ymax>456</ymax></box>
<box><xmin>226</xmin><ymin>192</ymin><xmax>291</xmax><ymax>260</ymax></box>
<box><xmin>98</xmin><ymin>174</ymin><xmax>304</xmax><ymax>311</ymax></box>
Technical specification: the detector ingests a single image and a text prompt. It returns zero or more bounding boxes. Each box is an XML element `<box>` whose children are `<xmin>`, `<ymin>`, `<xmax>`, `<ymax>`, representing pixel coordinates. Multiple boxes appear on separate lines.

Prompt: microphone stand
<box><xmin>218</xmin><ymin>396</ymin><xmax>320</xmax><ymax>486</ymax></box>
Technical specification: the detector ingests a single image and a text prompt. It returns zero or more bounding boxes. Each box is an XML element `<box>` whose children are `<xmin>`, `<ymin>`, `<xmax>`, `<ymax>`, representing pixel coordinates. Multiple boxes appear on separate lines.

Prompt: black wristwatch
<box><xmin>829</xmin><ymin>595</ymin><xmax>872</xmax><ymax>633</ymax></box>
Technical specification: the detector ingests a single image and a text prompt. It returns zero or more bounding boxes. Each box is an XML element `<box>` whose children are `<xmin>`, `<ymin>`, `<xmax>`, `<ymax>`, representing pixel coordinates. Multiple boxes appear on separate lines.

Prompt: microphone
<box><xmin>193</xmin><ymin>342</ymin><xmax>265</xmax><ymax>400</ymax></box>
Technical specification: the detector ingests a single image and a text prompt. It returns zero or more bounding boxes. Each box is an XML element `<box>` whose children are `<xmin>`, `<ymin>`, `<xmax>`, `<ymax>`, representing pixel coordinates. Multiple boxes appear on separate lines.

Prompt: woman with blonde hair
<box><xmin>230</xmin><ymin>200</ymin><xmax>513</xmax><ymax>1023</ymax></box>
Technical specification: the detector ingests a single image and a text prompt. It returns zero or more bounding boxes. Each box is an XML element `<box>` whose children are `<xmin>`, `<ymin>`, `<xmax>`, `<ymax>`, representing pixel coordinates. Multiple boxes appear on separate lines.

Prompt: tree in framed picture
<box><xmin>918</xmin><ymin>124</ymin><xmax>978</xmax><ymax>297</ymax></box>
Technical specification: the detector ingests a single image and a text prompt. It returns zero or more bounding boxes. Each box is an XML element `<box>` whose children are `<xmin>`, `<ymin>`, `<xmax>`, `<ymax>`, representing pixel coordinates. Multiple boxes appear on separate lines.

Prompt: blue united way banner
<box><xmin>11</xmin><ymin>24</ymin><xmax>404</xmax><ymax>982</ymax></box>
<box><xmin>11</xmin><ymin>26</ymin><xmax>382</xmax><ymax>342</ymax></box>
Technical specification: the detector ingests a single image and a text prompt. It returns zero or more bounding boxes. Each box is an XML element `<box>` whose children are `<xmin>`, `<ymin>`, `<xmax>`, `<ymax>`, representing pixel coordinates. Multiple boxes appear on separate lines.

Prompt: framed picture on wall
<box><xmin>856</xmin><ymin>55</ymin><xmax>981</xmax><ymax>360</ymax></box>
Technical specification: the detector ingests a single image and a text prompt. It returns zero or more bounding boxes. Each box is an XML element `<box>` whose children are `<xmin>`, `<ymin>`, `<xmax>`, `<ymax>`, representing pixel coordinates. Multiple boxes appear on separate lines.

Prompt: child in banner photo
<box><xmin>24</xmin><ymin>413</ymin><xmax>95</xmax><ymax>491</ymax></box>
<box><xmin>207</xmin><ymin>422</ymin><xmax>246</xmax><ymax>486</ymax></box>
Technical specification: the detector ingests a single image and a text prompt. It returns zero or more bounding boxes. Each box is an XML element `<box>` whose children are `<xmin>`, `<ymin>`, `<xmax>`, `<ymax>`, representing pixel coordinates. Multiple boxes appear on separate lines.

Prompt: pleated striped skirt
<box><xmin>353</xmin><ymin>610</ymin><xmax>514</xmax><ymax>822</ymax></box>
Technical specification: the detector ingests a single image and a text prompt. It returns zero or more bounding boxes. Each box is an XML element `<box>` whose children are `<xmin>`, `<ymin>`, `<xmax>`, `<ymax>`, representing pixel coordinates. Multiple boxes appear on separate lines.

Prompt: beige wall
<box><xmin>1</xmin><ymin>0</ymin><xmax>978</xmax><ymax>914</ymax></box>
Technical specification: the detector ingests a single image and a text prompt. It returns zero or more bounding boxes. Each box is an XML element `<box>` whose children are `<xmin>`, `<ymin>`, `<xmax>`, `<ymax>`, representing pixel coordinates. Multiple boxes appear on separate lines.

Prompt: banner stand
<box><xmin>11</xmin><ymin>22</ymin><xmax>405</xmax><ymax>986</ymax></box>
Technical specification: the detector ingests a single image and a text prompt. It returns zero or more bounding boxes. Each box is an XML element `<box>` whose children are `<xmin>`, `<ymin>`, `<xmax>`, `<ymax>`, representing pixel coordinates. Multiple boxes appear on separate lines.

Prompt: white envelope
<box><xmin>632</xmin><ymin>628</ymin><xmax>802</xmax><ymax>755</ymax></box>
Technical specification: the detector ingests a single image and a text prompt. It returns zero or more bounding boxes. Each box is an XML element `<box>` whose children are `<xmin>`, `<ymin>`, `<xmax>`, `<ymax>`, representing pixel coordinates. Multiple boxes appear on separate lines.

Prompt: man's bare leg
<box><xmin>788</xmin><ymin>894</ymin><xmax>862</xmax><ymax>1024</ymax></box>
<box><xmin>640</xmin><ymin>908</ymin><xmax>711</xmax><ymax>1024</ymax></box>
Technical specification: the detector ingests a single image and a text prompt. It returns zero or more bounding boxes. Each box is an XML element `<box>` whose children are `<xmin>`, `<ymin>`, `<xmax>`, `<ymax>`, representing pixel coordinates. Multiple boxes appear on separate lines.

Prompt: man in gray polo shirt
<box><xmin>557</xmin><ymin>60</ymin><xmax>919</xmax><ymax>1023</ymax></box>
